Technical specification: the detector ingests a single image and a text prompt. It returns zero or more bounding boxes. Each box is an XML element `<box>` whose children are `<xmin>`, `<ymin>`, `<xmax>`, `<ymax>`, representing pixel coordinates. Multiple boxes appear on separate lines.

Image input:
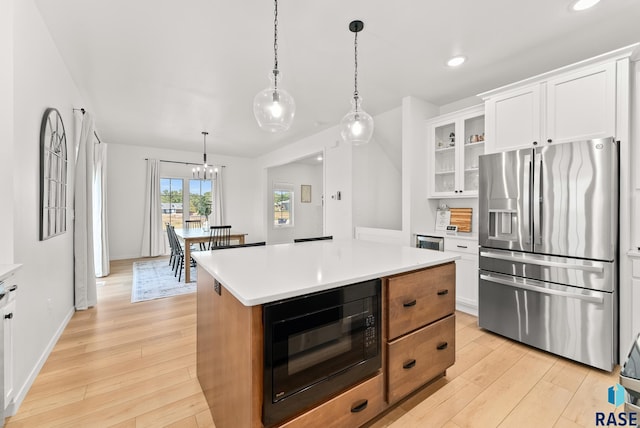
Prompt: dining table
<box><xmin>173</xmin><ymin>228</ymin><xmax>247</xmax><ymax>283</ymax></box>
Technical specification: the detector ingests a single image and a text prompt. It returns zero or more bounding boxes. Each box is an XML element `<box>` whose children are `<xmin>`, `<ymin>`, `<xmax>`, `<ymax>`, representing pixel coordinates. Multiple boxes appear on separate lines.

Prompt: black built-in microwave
<box><xmin>262</xmin><ymin>278</ymin><xmax>381</xmax><ymax>426</ymax></box>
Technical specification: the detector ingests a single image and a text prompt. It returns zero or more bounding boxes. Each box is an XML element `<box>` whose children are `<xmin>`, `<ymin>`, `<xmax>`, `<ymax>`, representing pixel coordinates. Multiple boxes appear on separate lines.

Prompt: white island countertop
<box><xmin>191</xmin><ymin>239</ymin><xmax>459</xmax><ymax>306</ymax></box>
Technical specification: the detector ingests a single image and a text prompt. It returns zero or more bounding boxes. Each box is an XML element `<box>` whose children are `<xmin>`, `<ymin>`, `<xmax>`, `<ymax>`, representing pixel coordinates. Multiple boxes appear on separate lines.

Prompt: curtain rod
<box><xmin>144</xmin><ymin>158</ymin><xmax>227</xmax><ymax>168</ymax></box>
<box><xmin>73</xmin><ymin>108</ymin><xmax>102</xmax><ymax>144</ymax></box>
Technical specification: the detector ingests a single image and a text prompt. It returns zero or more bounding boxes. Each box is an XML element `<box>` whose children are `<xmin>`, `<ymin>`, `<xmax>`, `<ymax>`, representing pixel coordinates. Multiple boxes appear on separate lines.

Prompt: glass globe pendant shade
<box><xmin>253</xmin><ymin>71</ymin><xmax>295</xmax><ymax>132</ymax></box>
<box><xmin>340</xmin><ymin>97</ymin><xmax>374</xmax><ymax>145</ymax></box>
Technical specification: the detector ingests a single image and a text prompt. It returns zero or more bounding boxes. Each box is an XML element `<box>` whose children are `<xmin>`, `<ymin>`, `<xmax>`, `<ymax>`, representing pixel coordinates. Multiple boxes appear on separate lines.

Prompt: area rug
<box><xmin>131</xmin><ymin>258</ymin><xmax>196</xmax><ymax>303</ymax></box>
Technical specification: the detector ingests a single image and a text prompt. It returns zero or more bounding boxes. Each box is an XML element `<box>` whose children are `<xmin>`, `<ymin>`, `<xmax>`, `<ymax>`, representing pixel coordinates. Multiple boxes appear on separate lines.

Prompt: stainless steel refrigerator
<box><xmin>478</xmin><ymin>137</ymin><xmax>618</xmax><ymax>371</ymax></box>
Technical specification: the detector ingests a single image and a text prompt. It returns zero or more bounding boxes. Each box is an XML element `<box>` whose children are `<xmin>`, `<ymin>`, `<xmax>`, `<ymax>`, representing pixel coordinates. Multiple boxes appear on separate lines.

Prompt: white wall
<box><xmin>353</xmin><ymin>108</ymin><xmax>403</xmax><ymax>231</ymax></box>
<box><xmin>0</xmin><ymin>0</ymin><xmax>14</xmax><ymax>264</ymax></box>
<box><xmin>258</xmin><ymin>125</ymin><xmax>354</xmax><ymax>239</ymax></box>
<box><xmin>353</xmin><ymin>140</ymin><xmax>402</xmax><ymax>230</ymax></box>
<box><xmin>266</xmin><ymin>162</ymin><xmax>323</xmax><ymax>244</ymax></box>
<box><xmin>107</xmin><ymin>143</ymin><xmax>262</xmax><ymax>259</ymax></box>
<box><xmin>631</xmin><ymin>60</ymin><xmax>640</xmax><ymax>249</ymax></box>
<box><xmin>403</xmin><ymin>96</ymin><xmax>440</xmax><ymax>243</ymax></box>
<box><xmin>10</xmin><ymin>0</ymin><xmax>86</xmax><ymax>414</ymax></box>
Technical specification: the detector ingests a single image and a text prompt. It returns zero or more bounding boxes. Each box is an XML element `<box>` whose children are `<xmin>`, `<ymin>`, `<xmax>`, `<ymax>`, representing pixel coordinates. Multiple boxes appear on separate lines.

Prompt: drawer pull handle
<box><xmin>403</xmin><ymin>299</ymin><xmax>417</xmax><ymax>307</ymax></box>
<box><xmin>437</xmin><ymin>342</ymin><xmax>448</xmax><ymax>350</ymax></box>
<box><xmin>351</xmin><ymin>399</ymin><xmax>369</xmax><ymax>413</ymax></box>
<box><xmin>457</xmin><ymin>245</ymin><xmax>468</xmax><ymax>249</ymax></box>
<box><xmin>437</xmin><ymin>289</ymin><xmax>449</xmax><ymax>296</ymax></box>
<box><xmin>403</xmin><ymin>359</ymin><xmax>417</xmax><ymax>369</ymax></box>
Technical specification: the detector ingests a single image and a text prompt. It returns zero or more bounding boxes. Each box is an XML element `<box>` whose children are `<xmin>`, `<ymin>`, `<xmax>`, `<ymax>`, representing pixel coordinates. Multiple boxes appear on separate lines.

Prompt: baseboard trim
<box><xmin>6</xmin><ymin>306</ymin><xmax>75</xmax><ymax>417</ymax></box>
<box><xmin>456</xmin><ymin>300</ymin><xmax>478</xmax><ymax>317</ymax></box>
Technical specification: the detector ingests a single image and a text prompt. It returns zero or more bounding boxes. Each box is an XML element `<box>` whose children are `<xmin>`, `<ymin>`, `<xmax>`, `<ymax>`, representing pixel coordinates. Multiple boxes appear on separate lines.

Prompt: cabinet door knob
<box><xmin>437</xmin><ymin>342</ymin><xmax>449</xmax><ymax>350</ymax></box>
<box><xmin>403</xmin><ymin>359</ymin><xmax>417</xmax><ymax>369</ymax></box>
<box><xmin>4</xmin><ymin>313</ymin><xmax>13</xmax><ymax>320</ymax></box>
<box><xmin>459</xmin><ymin>190</ymin><xmax>463</xmax><ymax>193</ymax></box>
<box><xmin>547</xmin><ymin>139</ymin><xmax>552</xmax><ymax>143</ymax></box>
<box><xmin>533</xmin><ymin>141</ymin><xmax>538</xmax><ymax>146</ymax></box>
<box><xmin>437</xmin><ymin>289</ymin><xmax>449</xmax><ymax>296</ymax></box>
<box><xmin>350</xmin><ymin>399</ymin><xmax>369</xmax><ymax>413</ymax></box>
<box><xmin>403</xmin><ymin>299</ymin><xmax>417</xmax><ymax>308</ymax></box>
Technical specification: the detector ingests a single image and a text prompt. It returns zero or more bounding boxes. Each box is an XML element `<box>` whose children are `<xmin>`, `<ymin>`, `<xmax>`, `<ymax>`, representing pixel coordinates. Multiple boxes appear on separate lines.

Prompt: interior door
<box><xmin>479</xmin><ymin>148</ymin><xmax>533</xmax><ymax>252</ymax></box>
<box><xmin>533</xmin><ymin>138</ymin><xmax>617</xmax><ymax>260</ymax></box>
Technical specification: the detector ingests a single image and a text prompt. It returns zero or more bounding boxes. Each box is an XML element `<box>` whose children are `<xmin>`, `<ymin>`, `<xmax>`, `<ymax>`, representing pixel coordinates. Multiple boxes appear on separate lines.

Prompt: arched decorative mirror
<box><xmin>39</xmin><ymin>107</ymin><xmax>68</xmax><ymax>240</ymax></box>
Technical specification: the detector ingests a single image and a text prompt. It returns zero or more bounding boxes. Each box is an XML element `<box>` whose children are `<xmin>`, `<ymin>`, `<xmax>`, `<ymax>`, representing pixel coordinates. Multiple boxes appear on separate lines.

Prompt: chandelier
<box><xmin>192</xmin><ymin>131</ymin><xmax>213</xmax><ymax>180</ymax></box>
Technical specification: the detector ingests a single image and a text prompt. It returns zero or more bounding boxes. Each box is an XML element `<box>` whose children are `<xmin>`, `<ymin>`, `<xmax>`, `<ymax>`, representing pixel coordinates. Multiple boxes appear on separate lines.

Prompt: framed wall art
<box><xmin>301</xmin><ymin>184</ymin><xmax>311</xmax><ymax>203</ymax></box>
<box><xmin>39</xmin><ymin>107</ymin><xmax>68</xmax><ymax>240</ymax></box>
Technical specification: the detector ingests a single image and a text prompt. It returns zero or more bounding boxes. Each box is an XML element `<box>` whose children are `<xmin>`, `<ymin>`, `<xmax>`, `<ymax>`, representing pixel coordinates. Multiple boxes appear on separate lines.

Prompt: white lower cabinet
<box><xmin>2</xmin><ymin>292</ymin><xmax>15</xmax><ymax>411</ymax></box>
<box><xmin>444</xmin><ymin>237</ymin><xmax>478</xmax><ymax>315</ymax></box>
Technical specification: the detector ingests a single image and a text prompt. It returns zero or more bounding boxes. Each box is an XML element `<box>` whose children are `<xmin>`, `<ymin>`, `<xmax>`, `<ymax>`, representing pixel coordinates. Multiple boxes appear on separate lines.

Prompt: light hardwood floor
<box><xmin>6</xmin><ymin>258</ymin><xmax>622</xmax><ymax>427</ymax></box>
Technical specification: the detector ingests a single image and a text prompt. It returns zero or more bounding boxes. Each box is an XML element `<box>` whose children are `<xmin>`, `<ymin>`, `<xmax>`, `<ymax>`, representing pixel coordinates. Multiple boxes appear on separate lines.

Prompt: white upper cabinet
<box><xmin>428</xmin><ymin>105</ymin><xmax>485</xmax><ymax>198</ymax></box>
<box><xmin>484</xmin><ymin>84</ymin><xmax>541</xmax><ymax>153</ymax></box>
<box><xmin>481</xmin><ymin>60</ymin><xmax>617</xmax><ymax>153</ymax></box>
<box><xmin>546</xmin><ymin>62</ymin><xmax>616</xmax><ymax>145</ymax></box>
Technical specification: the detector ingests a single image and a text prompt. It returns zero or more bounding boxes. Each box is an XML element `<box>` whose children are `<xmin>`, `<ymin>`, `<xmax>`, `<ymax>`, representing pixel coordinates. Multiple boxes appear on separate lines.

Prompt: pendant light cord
<box><xmin>202</xmin><ymin>131</ymin><xmax>208</xmax><ymax>168</ymax></box>
<box><xmin>353</xmin><ymin>30</ymin><xmax>359</xmax><ymax>109</ymax></box>
<box><xmin>273</xmin><ymin>0</ymin><xmax>279</xmax><ymax>90</ymax></box>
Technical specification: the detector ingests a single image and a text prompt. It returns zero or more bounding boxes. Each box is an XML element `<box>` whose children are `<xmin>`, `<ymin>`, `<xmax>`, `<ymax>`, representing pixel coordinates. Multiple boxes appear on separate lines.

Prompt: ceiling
<box><xmin>34</xmin><ymin>0</ymin><xmax>640</xmax><ymax>158</ymax></box>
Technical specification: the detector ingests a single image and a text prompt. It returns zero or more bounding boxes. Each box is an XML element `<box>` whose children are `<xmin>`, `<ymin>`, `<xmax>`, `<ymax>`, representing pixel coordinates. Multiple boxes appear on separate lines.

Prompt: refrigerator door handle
<box><xmin>479</xmin><ymin>251</ymin><xmax>605</xmax><ymax>273</ymax></box>
<box><xmin>523</xmin><ymin>154</ymin><xmax>532</xmax><ymax>245</ymax></box>
<box><xmin>480</xmin><ymin>273</ymin><xmax>605</xmax><ymax>304</ymax></box>
<box><xmin>533</xmin><ymin>153</ymin><xmax>543</xmax><ymax>245</ymax></box>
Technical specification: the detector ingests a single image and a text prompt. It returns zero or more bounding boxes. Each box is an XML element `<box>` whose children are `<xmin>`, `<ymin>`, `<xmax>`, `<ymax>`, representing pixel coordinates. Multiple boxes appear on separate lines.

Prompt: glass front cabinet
<box><xmin>428</xmin><ymin>105</ymin><xmax>485</xmax><ymax>198</ymax></box>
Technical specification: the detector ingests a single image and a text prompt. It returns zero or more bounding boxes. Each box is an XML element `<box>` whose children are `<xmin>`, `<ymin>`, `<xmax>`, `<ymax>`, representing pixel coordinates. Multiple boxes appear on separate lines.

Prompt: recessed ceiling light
<box><xmin>571</xmin><ymin>0</ymin><xmax>600</xmax><ymax>11</ymax></box>
<box><xmin>447</xmin><ymin>56</ymin><xmax>466</xmax><ymax>67</ymax></box>
<box><xmin>317</xmin><ymin>155</ymin><xmax>323</xmax><ymax>161</ymax></box>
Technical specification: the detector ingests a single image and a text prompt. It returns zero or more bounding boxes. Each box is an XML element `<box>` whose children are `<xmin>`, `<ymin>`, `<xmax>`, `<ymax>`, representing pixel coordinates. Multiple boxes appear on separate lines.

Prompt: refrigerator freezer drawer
<box><xmin>478</xmin><ymin>271</ymin><xmax>616</xmax><ymax>371</ymax></box>
<box><xmin>479</xmin><ymin>248</ymin><xmax>616</xmax><ymax>292</ymax></box>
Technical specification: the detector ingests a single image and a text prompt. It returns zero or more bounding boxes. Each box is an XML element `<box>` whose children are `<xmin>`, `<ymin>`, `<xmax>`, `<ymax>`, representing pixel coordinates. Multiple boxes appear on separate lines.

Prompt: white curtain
<box><xmin>74</xmin><ymin>112</ymin><xmax>97</xmax><ymax>310</ymax></box>
<box><xmin>141</xmin><ymin>159</ymin><xmax>164</xmax><ymax>256</ymax></box>
<box><xmin>211</xmin><ymin>167</ymin><xmax>225</xmax><ymax>225</ymax></box>
<box><xmin>93</xmin><ymin>141</ymin><xmax>110</xmax><ymax>277</ymax></box>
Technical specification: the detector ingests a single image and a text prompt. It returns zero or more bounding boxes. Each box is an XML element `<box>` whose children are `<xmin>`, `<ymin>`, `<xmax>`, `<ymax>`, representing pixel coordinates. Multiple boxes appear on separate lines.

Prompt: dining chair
<box><xmin>166</xmin><ymin>223</ymin><xmax>177</xmax><ymax>267</ymax></box>
<box><xmin>185</xmin><ymin>219</ymin><xmax>202</xmax><ymax>229</ymax></box>
<box><xmin>208</xmin><ymin>225</ymin><xmax>232</xmax><ymax>250</ymax></box>
<box><xmin>211</xmin><ymin>242</ymin><xmax>266</xmax><ymax>250</ymax></box>
<box><xmin>168</xmin><ymin>225</ymin><xmax>195</xmax><ymax>282</ymax></box>
<box><xmin>293</xmin><ymin>236</ymin><xmax>333</xmax><ymax>243</ymax></box>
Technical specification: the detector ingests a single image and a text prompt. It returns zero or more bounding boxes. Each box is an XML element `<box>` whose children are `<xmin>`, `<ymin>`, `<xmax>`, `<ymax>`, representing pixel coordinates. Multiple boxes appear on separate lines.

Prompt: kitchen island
<box><xmin>193</xmin><ymin>239</ymin><xmax>459</xmax><ymax>428</ymax></box>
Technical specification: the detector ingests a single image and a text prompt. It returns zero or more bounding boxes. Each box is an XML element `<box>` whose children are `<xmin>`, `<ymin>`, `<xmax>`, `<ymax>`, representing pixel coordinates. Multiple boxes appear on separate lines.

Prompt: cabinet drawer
<box><xmin>278</xmin><ymin>373</ymin><xmax>384</xmax><ymax>428</ymax></box>
<box><xmin>444</xmin><ymin>238</ymin><xmax>478</xmax><ymax>255</ymax></box>
<box><xmin>387</xmin><ymin>263</ymin><xmax>455</xmax><ymax>339</ymax></box>
<box><xmin>387</xmin><ymin>315</ymin><xmax>455</xmax><ymax>403</ymax></box>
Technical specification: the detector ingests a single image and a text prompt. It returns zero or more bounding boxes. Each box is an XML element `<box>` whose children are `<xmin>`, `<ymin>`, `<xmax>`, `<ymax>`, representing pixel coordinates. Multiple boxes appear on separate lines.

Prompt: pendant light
<box><xmin>192</xmin><ymin>131</ymin><xmax>213</xmax><ymax>180</ymax></box>
<box><xmin>340</xmin><ymin>20</ymin><xmax>374</xmax><ymax>145</ymax></box>
<box><xmin>253</xmin><ymin>0</ymin><xmax>295</xmax><ymax>132</ymax></box>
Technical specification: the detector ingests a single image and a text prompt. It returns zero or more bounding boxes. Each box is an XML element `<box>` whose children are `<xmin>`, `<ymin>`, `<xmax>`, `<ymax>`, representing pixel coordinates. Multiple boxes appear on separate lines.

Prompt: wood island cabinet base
<box><xmin>196</xmin><ymin>262</ymin><xmax>456</xmax><ymax>428</ymax></box>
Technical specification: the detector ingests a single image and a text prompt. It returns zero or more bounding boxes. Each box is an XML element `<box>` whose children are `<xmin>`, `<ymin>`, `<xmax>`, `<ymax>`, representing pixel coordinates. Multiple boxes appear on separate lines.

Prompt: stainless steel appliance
<box><xmin>621</xmin><ymin>333</ymin><xmax>640</xmax><ymax>414</ymax></box>
<box><xmin>478</xmin><ymin>137</ymin><xmax>618</xmax><ymax>371</ymax></box>
<box><xmin>416</xmin><ymin>235</ymin><xmax>444</xmax><ymax>251</ymax></box>
<box><xmin>262</xmin><ymin>279</ymin><xmax>381</xmax><ymax>426</ymax></box>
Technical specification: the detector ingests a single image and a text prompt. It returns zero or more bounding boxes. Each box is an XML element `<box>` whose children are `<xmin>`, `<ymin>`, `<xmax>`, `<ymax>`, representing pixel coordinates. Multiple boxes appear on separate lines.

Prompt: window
<box><xmin>189</xmin><ymin>179</ymin><xmax>212</xmax><ymax>222</ymax></box>
<box><xmin>161</xmin><ymin>177</ymin><xmax>213</xmax><ymax>230</ymax></box>
<box><xmin>161</xmin><ymin>178</ymin><xmax>183</xmax><ymax>229</ymax></box>
<box><xmin>273</xmin><ymin>184</ymin><xmax>294</xmax><ymax>228</ymax></box>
